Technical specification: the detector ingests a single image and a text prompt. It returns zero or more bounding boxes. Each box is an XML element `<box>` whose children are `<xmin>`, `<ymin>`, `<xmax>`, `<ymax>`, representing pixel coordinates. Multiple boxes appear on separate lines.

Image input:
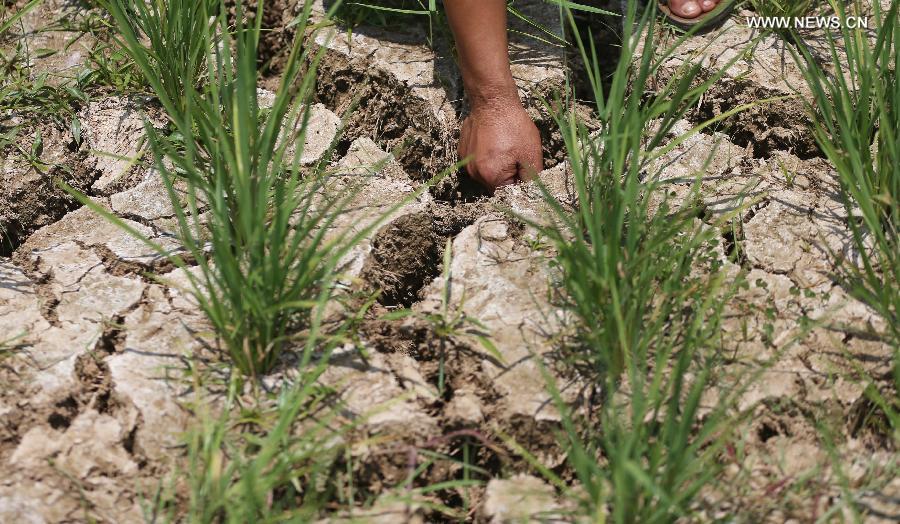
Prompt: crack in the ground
<box><xmin>681</xmin><ymin>73</ymin><xmax>823</xmax><ymax>161</ymax></box>
<box><xmin>87</xmin><ymin>242</ymin><xmax>178</xmax><ymax>282</ymax></box>
<box><xmin>0</xmin><ymin>124</ymin><xmax>103</xmax><ymax>257</ymax></box>
<box><xmin>314</xmin><ymin>48</ymin><xmax>455</xmax><ymax>181</ymax></box>
<box><xmin>360</xmin><ymin>202</ymin><xmax>487</xmax><ymax>308</ymax></box>
<box><xmin>114</xmin><ymin>210</ymin><xmax>178</xmax><ymax>237</ymax></box>
<box><xmin>742</xmin><ymin>198</ymin><xmax>772</xmax><ymax>224</ymax></box>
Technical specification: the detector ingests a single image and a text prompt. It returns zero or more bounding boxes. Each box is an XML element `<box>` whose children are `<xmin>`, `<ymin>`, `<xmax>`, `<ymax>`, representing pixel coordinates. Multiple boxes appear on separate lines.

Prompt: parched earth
<box><xmin>0</xmin><ymin>1</ymin><xmax>897</xmax><ymax>522</ymax></box>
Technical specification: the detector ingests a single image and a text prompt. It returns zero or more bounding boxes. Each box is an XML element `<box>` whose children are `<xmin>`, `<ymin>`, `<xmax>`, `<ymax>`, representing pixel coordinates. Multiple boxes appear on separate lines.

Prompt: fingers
<box><xmin>465</xmin><ymin>139</ymin><xmax>543</xmax><ymax>190</ymax></box>
<box><xmin>477</xmin><ymin>157</ymin><xmax>519</xmax><ymax>189</ymax></box>
<box><xmin>471</xmin><ymin>151</ymin><xmax>542</xmax><ymax>190</ymax></box>
<box><xmin>517</xmin><ymin>145</ymin><xmax>544</xmax><ymax>182</ymax></box>
<box><xmin>457</xmin><ymin>108</ymin><xmax>543</xmax><ymax>190</ymax></box>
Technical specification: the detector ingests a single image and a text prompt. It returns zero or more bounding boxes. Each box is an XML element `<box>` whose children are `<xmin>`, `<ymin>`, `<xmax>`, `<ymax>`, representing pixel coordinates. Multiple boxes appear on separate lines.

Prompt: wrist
<box><xmin>465</xmin><ymin>77</ymin><xmax>522</xmax><ymax>112</ymax></box>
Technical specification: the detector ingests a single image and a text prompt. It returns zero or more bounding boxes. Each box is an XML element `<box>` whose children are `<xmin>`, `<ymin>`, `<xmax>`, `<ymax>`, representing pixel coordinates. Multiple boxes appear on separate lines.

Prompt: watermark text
<box><xmin>746</xmin><ymin>16</ymin><xmax>869</xmax><ymax>29</ymax></box>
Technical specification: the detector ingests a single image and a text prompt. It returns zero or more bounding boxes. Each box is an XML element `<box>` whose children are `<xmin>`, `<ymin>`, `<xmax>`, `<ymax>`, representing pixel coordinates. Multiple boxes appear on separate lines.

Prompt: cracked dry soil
<box><xmin>0</xmin><ymin>0</ymin><xmax>898</xmax><ymax>522</ymax></box>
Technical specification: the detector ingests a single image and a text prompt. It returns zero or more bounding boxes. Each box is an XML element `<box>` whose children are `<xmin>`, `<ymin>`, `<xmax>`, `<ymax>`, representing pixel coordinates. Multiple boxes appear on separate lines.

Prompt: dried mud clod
<box><xmin>0</xmin><ymin>123</ymin><xmax>98</xmax><ymax>256</ymax></box>
<box><xmin>1</xmin><ymin>95</ymin><xmax>162</xmax><ymax>257</ymax></box>
<box><xmin>0</xmin><ymin>242</ymin><xmax>196</xmax><ymax>521</ymax></box>
<box><xmin>429</xmin><ymin>199</ymin><xmax>493</xmax><ymax>237</ymax></box>
<box><xmin>429</xmin><ymin>170</ymin><xmax>492</xmax><ymax>203</ymax></box>
<box><xmin>689</xmin><ymin>76</ymin><xmax>822</xmax><ymax>159</ymax></box>
<box><xmin>713</xmin><ymin>393</ymin><xmax>899</xmax><ymax>520</ymax></box>
<box><xmin>362</xmin><ymin>211</ymin><xmax>442</xmax><ymax>307</ymax></box>
<box><xmin>648</xmin><ymin>18</ymin><xmax>826</xmax><ymax>161</ymax></box>
<box><xmin>314</xmin><ymin>50</ymin><xmax>454</xmax><ymax>178</ymax></box>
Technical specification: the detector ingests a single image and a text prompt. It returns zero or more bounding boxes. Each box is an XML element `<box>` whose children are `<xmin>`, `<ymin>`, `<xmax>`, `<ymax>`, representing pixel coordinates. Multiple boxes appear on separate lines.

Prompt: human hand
<box><xmin>458</xmin><ymin>95</ymin><xmax>543</xmax><ymax>190</ymax></box>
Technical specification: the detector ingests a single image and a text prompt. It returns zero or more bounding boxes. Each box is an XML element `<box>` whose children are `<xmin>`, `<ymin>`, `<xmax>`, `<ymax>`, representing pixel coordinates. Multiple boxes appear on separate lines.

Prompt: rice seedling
<box><xmin>181</xmin><ymin>369</ymin><xmax>345</xmax><ymax>522</ymax></box>
<box><xmin>65</xmin><ymin>0</ymin><xmax>409</xmax><ymax>378</ymax></box>
<box><xmin>536</xmin><ymin>3</ymin><xmax>751</xmax><ymax>379</ymax></box>
<box><xmin>533</xmin><ymin>323</ymin><xmax>747</xmax><ymax>523</ymax></box>
<box><xmin>519</xmin><ymin>3</ymin><xmax>764</xmax><ymax>520</ymax></box>
<box><xmin>131</xmin><ymin>295</ymin><xmax>351</xmax><ymax>523</ymax></box>
<box><xmin>792</xmin><ymin>0</ymin><xmax>899</xmax><ymax>366</ymax></box>
<box><xmin>96</xmin><ymin>0</ymin><xmax>219</xmax><ymax>120</ymax></box>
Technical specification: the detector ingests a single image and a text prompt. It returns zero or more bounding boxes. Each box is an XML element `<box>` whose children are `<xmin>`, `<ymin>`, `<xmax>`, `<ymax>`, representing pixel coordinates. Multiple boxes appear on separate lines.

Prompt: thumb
<box><xmin>516</xmin><ymin>148</ymin><xmax>543</xmax><ymax>182</ymax></box>
<box><xmin>485</xmin><ymin>157</ymin><xmax>520</xmax><ymax>189</ymax></box>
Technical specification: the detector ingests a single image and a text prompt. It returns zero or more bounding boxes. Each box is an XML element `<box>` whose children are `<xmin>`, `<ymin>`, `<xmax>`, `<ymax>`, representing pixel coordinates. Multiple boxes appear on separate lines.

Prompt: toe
<box><xmin>700</xmin><ymin>0</ymin><xmax>719</xmax><ymax>12</ymax></box>
<box><xmin>669</xmin><ymin>0</ymin><xmax>702</xmax><ymax>18</ymax></box>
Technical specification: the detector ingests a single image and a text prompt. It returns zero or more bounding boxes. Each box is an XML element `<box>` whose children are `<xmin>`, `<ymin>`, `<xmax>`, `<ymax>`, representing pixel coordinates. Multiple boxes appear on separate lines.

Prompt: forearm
<box><xmin>444</xmin><ymin>0</ymin><xmax>519</xmax><ymax>108</ymax></box>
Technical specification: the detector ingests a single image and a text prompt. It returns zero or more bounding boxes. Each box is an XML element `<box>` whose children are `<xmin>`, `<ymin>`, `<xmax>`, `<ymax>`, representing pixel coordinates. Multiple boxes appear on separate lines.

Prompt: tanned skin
<box><xmin>445</xmin><ymin>0</ymin><xmax>719</xmax><ymax>190</ymax></box>
<box><xmin>445</xmin><ymin>0</ymin><xmax>542</xmax><ymax>189</ymax></box>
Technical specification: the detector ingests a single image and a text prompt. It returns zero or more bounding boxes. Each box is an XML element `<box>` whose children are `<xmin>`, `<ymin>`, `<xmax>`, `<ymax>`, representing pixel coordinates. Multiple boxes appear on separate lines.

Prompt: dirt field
<box><xmin>0</xmin><ymin>0</ymin><xmax>897</xmax><ymax>522</ymax></box>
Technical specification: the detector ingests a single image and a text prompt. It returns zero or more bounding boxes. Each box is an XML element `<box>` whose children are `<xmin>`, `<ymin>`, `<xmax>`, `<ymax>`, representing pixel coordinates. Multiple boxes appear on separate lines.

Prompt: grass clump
<box><xmin>794</xmin><ymin>0</ymin><xmax>899</xmax><ymax>437</ymax></box>
<box><xmin>748</xmin><ymin>0</ymin><xmax>818</xmax><ymax>19</ymax></box>
<box><xmin>68</xmin><ymin>0</ymin><xmax>380</xmax><ymax>378</ymax></box>
<box><xmin>179</xmin><ymin>372</ymin><xmax>345</xmax><ymax>522</ymax></box>
<box><xmin>98</xmin><ymin>0</ymin><xmax>219</xmax><ymax>118</ymax></box>
<box><xmin>526</xmin><ymin>4</ymin><xmax>757</xmax><ymax>521</ymax></box>
<box><xmin>138</xmin><ymin>320</ymin><xmax>351</xmax><ymax>522</ymax></box>
<box><xmin>540</xmin><ymin>4</ymin><xmax>745</xmax><ymax>379</ymax></box>
<box><xmin>794</xmin><ymin>0</ymin><xmax>899</xmax><ymax>357</ymax></box>
<box><xmin>0</xmin><ymin>0</ymin><xmax>42</xmax><ymax>37</ymax></box>
<box><xmin>0</xmin><ymin>0</ymin><xmax>88</xmax><ymax>119</ymax></box>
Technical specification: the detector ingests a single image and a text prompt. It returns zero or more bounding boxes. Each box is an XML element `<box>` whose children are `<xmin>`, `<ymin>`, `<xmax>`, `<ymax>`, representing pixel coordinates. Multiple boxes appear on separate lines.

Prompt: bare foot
<box><xmin>668</xmin><ymin>0</ymin><xmax>720</xmax><ymax>18</ymax></box>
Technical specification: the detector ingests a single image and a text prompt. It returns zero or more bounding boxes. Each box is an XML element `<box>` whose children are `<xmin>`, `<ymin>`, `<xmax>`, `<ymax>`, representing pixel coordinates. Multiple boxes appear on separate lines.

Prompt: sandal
<box><xmin>658</xmin><ymin>0</ymin><xmax>734</xmax><ymax>32</ymax></box>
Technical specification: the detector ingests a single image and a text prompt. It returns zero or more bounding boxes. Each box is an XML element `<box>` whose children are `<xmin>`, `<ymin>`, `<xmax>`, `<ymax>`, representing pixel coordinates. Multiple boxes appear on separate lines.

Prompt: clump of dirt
<box><xmin>357</xmin><ymin>199</ymin><xmax>488</xmax><ymax>308</ymax></box>
<box><xmin>429</xmin><ymin>200</ymin><xmax>491</xmax><ymax>237</ymax></box>
<box><xmin>430</xmin><ymin>170</ymin><xmax>492</xmax><ymax>203</ymax></box>
<box><xmin>357</xmin><ymin>304</ymin><xmax>426</xmax><ymax>354</ymax></box>
<box><xmin>530</xmin><ymin>104</ymin><xmax>569</xmax><ymax>170</ymax></box>
<box><xmin>313</xmin><ymin>50</ymin><xmax>454</xmax><ymax>179</ymax></box>
<box><xmin>685</xmin><ymin>74</ymin><xmax>822</xmax><ymax>159</ymax></box>
<box><xmin>0</xmin><ymin>122</ymin><xmax>97</xmax><ymax>256</ymax></box>
<box><xmin>362</xmin><ymin>211</ymin><xmax>442</xmax><ymax>307</ymax></box>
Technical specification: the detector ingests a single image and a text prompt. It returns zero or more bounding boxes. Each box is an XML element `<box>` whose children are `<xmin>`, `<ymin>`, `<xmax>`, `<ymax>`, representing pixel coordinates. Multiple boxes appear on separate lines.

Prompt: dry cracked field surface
<box><xmin>0</xmin><ymin>0</ymin><xmax>898</xmax><ymax>522</ymax></box>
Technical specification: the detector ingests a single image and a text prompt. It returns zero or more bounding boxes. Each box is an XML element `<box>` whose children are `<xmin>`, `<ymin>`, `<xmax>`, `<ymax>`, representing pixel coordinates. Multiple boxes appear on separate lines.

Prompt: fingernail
<box><xmin>682</xmin><ymin>1</ymin><xmax>700</xmax><ymax>15</ymax></box>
